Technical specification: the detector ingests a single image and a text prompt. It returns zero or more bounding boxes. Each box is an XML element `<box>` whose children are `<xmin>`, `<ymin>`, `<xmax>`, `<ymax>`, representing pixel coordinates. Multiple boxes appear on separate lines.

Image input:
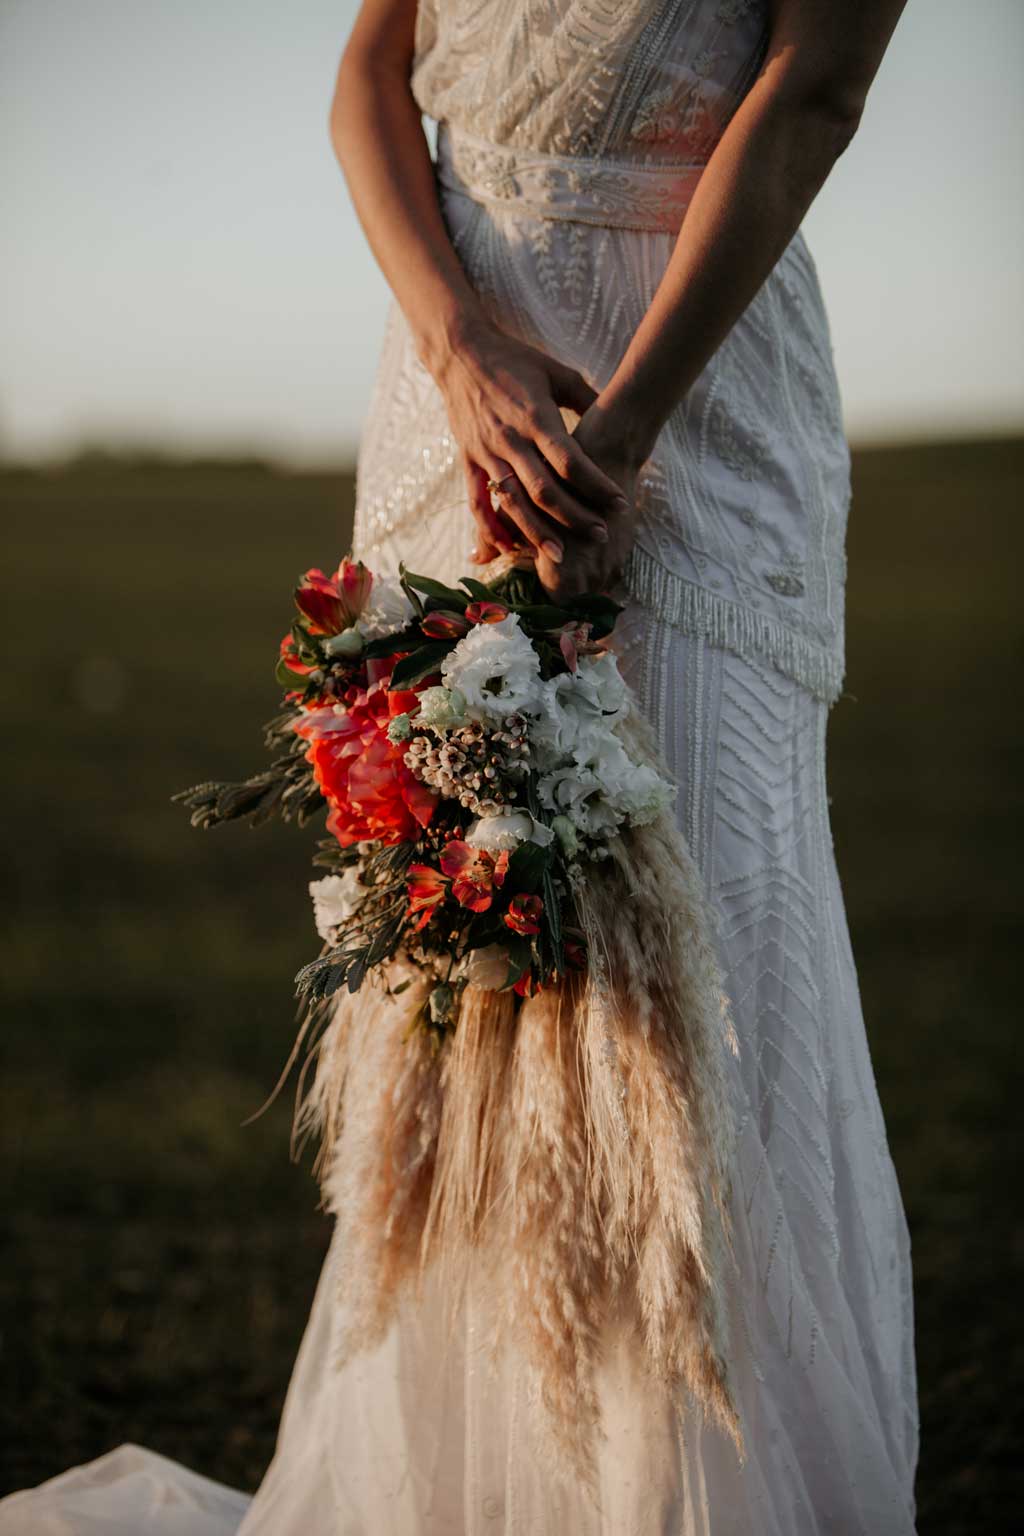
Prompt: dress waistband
<box><xmin>434</xmin><ymin>123</ymin><xmax>705</xmax><ymax>235</ymax></box>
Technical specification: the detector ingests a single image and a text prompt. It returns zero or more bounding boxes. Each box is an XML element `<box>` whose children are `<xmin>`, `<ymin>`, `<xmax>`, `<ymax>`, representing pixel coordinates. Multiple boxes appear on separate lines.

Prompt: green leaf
<box><xmin>389</xmin><ymin>641</ymin><xmax>455</xmax><ymax>689</ymax></box>
<box><xmin>362</xmin><ymin>625</ymin><xmax>419</xmax><ymax>659</ymax></box>
<box><xmin>346</xmin><ymin>953</ymin><xmax>370</xmax><ymax>994</ymax></box>
<box><xmin>542</xmin><ymin>866</ymin><xmax>564</xmax><ymax>974</ymax></box>
<box><xmin>294</xmin><ymin>952</ymin><xmax>354</xmax><ymax>1003</ymax></box>
<box><xmin>400</xmin><ymin>570</ymin><xmax>469</xmax><ymax>610</ymax></box>
<box><xmin>365</xmin><ymin>839</ymin><xmax>415</xmax><ymax>882</ymax></box>
<box><xmin>506</xmin><ymin>839</ymin><xmax>552</xmax><ymax>895</ymax></box>
<box><xmin>459</xmin><ymin>576</ymin><xmax>495</xmax><ymax>601</ymax></box>
<box><xmin>290</xmin><ymin>618</ymin><xmax>313</xmax><ymax>648</ymax></box>
<box><xmin>510</xmin><ymin>603</ymin><xmax>573</xmax><ymax>629</ymax></box>
<box><xmin>275</xmin><ymin>655</ymin><xmax>303</xmax><ymax>689</ymax></box>
<box><xmin>464</xmin><ymin>913</ymin><xmax>503</xmax><ymax>947</ymax></box>
<box><xmin>490</xmin><ymin>567</ymin><xmax>544</xmax><ymax>607</ymax></box>
<box><xmin>502</xmin><ymin>936</ymin><xmax>533</xmax><ymax>989</ymax></box>
<box><xmin>569</xmin><ymin>591</ymin><xmax>621</xmax><ymax>619</ymax></box>
<box><xmin>565</xmin><ymin>592</ymin><xmax>622</xmax><ymax>638</ymax></box>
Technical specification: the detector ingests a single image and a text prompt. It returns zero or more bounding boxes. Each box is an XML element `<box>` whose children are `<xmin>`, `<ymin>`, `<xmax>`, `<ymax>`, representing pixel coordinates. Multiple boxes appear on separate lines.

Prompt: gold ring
<box><xmin>486</xmin><ymin>473</ymin><xmax>517</xmax><ymax>495</ymax></box>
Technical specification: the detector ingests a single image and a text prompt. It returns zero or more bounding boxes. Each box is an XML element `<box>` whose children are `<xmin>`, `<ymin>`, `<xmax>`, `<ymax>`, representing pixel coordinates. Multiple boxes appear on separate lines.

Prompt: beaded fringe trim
<box><xmin>623</xmin><ymin>545</ymin><xmax>845</xmax><ymax>705</ymax></box>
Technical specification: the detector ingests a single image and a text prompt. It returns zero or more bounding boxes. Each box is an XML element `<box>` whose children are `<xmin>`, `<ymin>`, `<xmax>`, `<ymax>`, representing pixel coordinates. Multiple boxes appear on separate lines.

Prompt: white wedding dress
<box><xmin>1</xmin><ymin>3</ymin><xmax>919</xmax><ymax>1532</ymax></box>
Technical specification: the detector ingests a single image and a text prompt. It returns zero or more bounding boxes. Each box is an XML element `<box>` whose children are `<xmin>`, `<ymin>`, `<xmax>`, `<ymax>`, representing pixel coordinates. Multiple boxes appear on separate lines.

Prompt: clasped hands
<box><xmin>431</xmin><ymin>315</ymin><xmax>651</xmax><ymax>602</ymax></box>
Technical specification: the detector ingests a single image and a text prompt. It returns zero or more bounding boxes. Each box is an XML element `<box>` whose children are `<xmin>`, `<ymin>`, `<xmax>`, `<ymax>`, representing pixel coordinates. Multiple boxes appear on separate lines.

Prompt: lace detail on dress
<box><xmin>412</xmin><ymin>0</ymin><xmax>769</xmax><ymax>166</ymax></box>
<box><xmin>437</xmin><ymin>125</ymin><xmax>705</xmax><ymax>234</ymax></box>
<box><xmin>420</xmin><ymin>118</ymin><xmax>851</xmax><ymax>703</ymax></box>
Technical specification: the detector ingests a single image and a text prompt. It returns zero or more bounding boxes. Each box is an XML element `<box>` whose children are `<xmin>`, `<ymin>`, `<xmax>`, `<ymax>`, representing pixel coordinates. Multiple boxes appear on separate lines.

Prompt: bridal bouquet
<box><xmin>181</xmin><ymin>556</ymin><xmax>671</xmax><ymax>1023</ymax></box>
<box><xmin>177</xmin><ymin>553</ymin><xmax>743</xmax><ymax>1485</ymax></box>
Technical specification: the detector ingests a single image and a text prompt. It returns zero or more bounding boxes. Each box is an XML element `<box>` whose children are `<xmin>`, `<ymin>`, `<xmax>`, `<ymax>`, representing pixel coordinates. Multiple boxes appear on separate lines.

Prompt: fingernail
<box><xmin>614</xmin><ymin>497</ymin><xmax>631</xmax><ymax>515</ymax></box>
<box><xmin>591</xmin><ymin>522</ymin><xmax>609</xmax><ymax>542</ymax></box>
<box><xmin>542</xmin><ymin>539</ymin><xmax>564</xmax><ymax>563</ymax></box>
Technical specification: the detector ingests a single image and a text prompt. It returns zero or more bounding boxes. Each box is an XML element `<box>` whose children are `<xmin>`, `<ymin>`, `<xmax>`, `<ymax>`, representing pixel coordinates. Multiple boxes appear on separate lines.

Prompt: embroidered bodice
<box><xmin>412</xmin><ymin>0</ymin><xmax>769</xmax><ymax>169</ymax></box>
<box><xmin>355</xmin><ymin>0</ymin><xmax>851</xmax><ymax>707</ymax></box>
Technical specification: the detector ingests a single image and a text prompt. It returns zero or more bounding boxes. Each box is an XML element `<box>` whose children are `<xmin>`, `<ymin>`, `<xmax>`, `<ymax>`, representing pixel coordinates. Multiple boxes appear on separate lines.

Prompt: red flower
<box><xmin>504</xmin><ymin>893</ymin><xmax>543</xmax><ymax>936</ymax></box>
<box><xmin>513</xmin><ymin>971</ymin><xmax>542</xmax><ymax>998</ymax></box>
<box><xmin>278</xmin><ymin>633</ymin><xmax>315</xmax><ymax>677</ymax></box>
<box><xmin>407</xmin><ymin>864</ymin><xmax>448</xmax><ymax>931</ymax></box>
<box><xmin>295</xmin><ymin>681</ymin><xmax>437</xmax><ymax>846</ymax></box>
<box><xmin>420</xmin><ymin>609</ymin><xmax>470</xmax><ymax>640</ymax></box>
<box><xmin>440</xmin><ymin>841</ymin><xmax>510</xmax><ymax>912</ymax></box>
<box><xmin>465</xmin><ymin>600</ymin><xmax>509</xmax><ymax>625</ymax></box>
<box><xmin>405</xmin><ymin>842</ymin><xmax>509</xmax><ymax>929</ymax></box>
<box><xmin>294</xmin><ymin>559</ymin><xmax>373</xmax><ymax>636</ymax></box>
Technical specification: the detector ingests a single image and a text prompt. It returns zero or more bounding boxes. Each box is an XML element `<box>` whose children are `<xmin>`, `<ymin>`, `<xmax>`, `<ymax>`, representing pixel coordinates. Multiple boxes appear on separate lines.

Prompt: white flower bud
<box><xmin>551</xmin><ymin>814</ymin><xmax>578</xmax><ymax>858</ymax></box>
<box><xmin>324</xmin><ymin>627</ymin><xmax>364</xmax><ymax>658</ymax></box>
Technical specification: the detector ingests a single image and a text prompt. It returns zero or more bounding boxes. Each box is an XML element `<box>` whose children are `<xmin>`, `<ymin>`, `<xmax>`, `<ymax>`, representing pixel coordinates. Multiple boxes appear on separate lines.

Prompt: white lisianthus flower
<box><xmin>466</xmin><ymin>943</ymin><xmax>512</xmax><ymax>990</ymax></box>
<box><xmin>415</xmin><ymin>684</ymin><xmax>467</xmax><ymax>730</ymax></box>
<box><xmin>441</xmin><ymin>613</ymin><xmax>542</xmax><ymax>720</ymax></box>
<box><xmin>537</xmin><ymin>763</ymin><xmax>603</xmax><ymax>825</ymax></box>
<box><xmin>531</xmin><ymin>650</ymin><xmax>629</xmax><ymax>769</ymax></box>
<box><xmin>615</xmin><ymin>763</ymin><xmax>676</xmax><ymax>825</ymax></box>
<box><xmin>354</xmin><ymin>574</ymin><xmax>415</xmax><ymax>641</ymax></box>
<box><xmin>309</xmin><ymin>869</ymin><xmax>366</xmax><ymax>942</ymax></box>
<box><xmin>580</xmin><ymin>733</ymin><xmax>675</xmax><ymax>828</ymax></box>
<box><xmin>465</xmin><ymin>810</ymin><xmax>555</xmax><ymax>852</ymax></box>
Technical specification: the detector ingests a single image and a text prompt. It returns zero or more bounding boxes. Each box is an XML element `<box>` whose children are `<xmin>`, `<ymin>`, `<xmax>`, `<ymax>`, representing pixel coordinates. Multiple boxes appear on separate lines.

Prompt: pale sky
<box><xmin>2</xmin><ymin>1</ymin><xmax>1022</xmax><ymax>464</ymax></box>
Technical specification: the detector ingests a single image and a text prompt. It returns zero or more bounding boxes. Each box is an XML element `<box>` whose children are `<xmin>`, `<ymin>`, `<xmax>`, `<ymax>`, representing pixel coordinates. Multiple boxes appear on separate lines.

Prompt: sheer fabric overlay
<box><xmin>0</xmin><ymin>2</ymin><xmax>919</xmax><ymax>1531</ymax></box>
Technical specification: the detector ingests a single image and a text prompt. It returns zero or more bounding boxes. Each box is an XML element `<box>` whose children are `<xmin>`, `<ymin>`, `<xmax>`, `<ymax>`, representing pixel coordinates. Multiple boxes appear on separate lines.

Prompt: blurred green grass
<box><xmin>1</xmin><ymin>442</ymin><xmax>1021</xmax><ymax>1531</ymax></box>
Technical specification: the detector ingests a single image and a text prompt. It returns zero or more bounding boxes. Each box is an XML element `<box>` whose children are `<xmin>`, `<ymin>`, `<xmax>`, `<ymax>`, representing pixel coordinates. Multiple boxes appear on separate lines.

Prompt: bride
<box><xmin>1</xmin><ymin>1</ymin><xmax>918</xmax><ymax>1531</ymax></box>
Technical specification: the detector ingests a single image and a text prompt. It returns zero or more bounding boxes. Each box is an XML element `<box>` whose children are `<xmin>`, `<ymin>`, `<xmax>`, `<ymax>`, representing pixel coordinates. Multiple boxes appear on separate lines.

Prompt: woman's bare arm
<box><xmin>546</xmin><ymin>0</ymin><xmax>908</xmax><ymax>598</ymax></box>
<box><xmin>329</xmin><ymin>0</ymin><xmax>629</xmax><ymax>564</ymax></box>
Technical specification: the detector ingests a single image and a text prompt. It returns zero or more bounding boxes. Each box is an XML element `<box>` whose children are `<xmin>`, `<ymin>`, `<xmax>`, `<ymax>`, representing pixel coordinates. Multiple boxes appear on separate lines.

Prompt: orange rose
<box><xmin>296</xmin><ymin>681</ymin><xmax>436</xmax><ymax>847</ymax></box>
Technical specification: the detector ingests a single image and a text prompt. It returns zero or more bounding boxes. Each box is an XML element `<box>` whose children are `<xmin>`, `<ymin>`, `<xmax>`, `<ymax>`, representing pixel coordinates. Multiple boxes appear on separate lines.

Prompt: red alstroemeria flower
<box><xmin>279</xmin><ymin>633</ymin><xmax>315</xmax><ymax>677</ymax></box>
<box><xmin>407</xmin><ymin>864</ymin><xmax>448</xmax><ymax>931</ymax></box>
<box><xmin>294</xmin><ymin>559</ymin><xmax>373</xmax><ymax>636</ymax></box>
<box><xmin>295</xmin><ymin>680</ymin><xmax>436</xmax><ymax>846</ymax></box>
<box><xmin>465</xmin><ymin>600</ymin><xmax>509</xmax><ymax>625</ymax></box>
<box><xmin>405</xmin><ymin>842</ymin><xmax>509</xmax><ymax>928</ymax></box>
<box><xmin>421</xmin><ymin>609</ymin><xmax>470</xmax><ymax>640</ymax></box>
<box><xmin>513</xmin><ymin>971</ymin><xmax>542</xmax><ymax>998</ymax></box>
<box><xmin>504</xmin><ymin>893</ymin><xmax>543</xmax><ymax>936</ymax></box>
<box><xmin>439</xmin><ymin>840</ymin><xmax>510</xmax><ymax>913</ymax></box>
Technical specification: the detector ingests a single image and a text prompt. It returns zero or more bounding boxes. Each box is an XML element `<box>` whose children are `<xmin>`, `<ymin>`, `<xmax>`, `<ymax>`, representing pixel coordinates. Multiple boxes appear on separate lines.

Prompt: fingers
<box><xmin>496</xmin><ymin>433</ymin><xmax>611</xmax><ymax>543</ymax></box>
<box><xmin>486</xmin><ymin>468</ymin><xmax>566</xmax><ymax>565</ymax></box>
<box><xmin>531</xmin><ymin>409</ymin><xmax>632</xmax><ymax>516</ymax></box>
<box><xmin>509</xmin><ymin>390</ymin><xmax>629</xmax><ymax>516</ymax></box>
<box><xmin>535</xmin><ymin>545</ymin><xmax>594</xmax><ymax>603</ymax></box>
<box><xmin>548</xmin><ymin>360</ymin><xmax>597</xmax><ymax>416</ymax></box>
<box><xmin>464</xmin><ymin>456</ymin><xmax>517</xmax><ymax>564</ymax></box>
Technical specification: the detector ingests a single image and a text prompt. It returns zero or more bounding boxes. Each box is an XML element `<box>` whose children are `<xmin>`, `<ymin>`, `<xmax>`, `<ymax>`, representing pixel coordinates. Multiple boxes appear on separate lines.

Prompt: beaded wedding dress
<box><xmin>1</xmin><ymin>2</ymin><xmax>919</xmax><ymax>1532</ymax></box>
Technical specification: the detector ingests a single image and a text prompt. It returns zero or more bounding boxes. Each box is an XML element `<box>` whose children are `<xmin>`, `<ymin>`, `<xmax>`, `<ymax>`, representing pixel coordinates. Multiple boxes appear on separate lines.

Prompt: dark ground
<box><xmin>2</xmin><ymin>440</ymin><xmax>1021</xmax><ymax>1532</ymax></box>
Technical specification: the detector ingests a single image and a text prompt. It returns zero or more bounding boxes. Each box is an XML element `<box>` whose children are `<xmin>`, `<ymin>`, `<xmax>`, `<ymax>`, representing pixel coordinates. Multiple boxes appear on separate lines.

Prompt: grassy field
<box><xmin>2</xmin><ymin>441</ymin><xmax>1021</xmax><ymax>1531</ymax></box>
